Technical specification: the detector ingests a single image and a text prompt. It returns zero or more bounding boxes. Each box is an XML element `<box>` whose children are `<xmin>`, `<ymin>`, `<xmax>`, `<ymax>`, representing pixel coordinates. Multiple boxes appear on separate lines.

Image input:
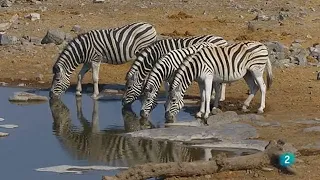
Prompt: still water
<box><xmin>0</xmin><ymin>87</ymin><xmax>212</xmax><ymax>180</ymax></box>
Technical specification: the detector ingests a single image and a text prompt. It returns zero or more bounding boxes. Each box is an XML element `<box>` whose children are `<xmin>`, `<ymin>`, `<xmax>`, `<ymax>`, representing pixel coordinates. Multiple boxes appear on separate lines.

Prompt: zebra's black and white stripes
<box><xmin>165</xmin><ymin>41</ymin><xmax>273</xmax><ymax>121</ymax></box>
<box><xmin>139</xmin><ymin>42</ymin><xmax>228</xmax><ymax>119</ymax></box>
<box><xmin>122</xmin><ymin>35</ymin><xmax>228</xmax><ymax>106</ymax></box>
<box><xmin>49</xmin><ymin>22</ymin><xmax>157</xmax><ymax>99</ymax></box>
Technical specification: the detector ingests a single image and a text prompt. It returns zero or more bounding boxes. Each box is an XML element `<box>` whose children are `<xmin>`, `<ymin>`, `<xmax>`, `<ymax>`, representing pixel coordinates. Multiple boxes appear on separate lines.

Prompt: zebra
<box><xmin>49</xmin><ymin>22</ymin><xmax>157</xmax><ymax>99</ymax></box>
<box><xmin>164</xmin><ymin>41</ymin><xmax>273</xmax><ymax>122</ymax></box>
<box><xmin>139</xmin><ymin>42</ymin><xmax>228</xmax><ymax>119</ymax></box>
<box><xmin>122</xmin><ymin>35</ymin><xmax>228</xmax><ymax>106</ymax></box>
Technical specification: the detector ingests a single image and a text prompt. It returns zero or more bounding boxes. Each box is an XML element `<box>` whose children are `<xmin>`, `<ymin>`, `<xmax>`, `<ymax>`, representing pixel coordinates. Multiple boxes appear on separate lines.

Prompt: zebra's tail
<box><xmin>266</xmin><ymin>57</ymin><xmax>273</xmax><ymax>90</ymax></box>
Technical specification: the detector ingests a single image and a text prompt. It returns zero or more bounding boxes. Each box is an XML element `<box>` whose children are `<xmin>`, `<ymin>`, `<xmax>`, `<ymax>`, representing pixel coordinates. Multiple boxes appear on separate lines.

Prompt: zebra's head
<box><xmin>164</xmin><ymin>85</ymin><xmax>184</xmax><ymax>122</ymax></box>
<box><xmin>49</xmin><ymin>64</ymin><xmax>70</xmax><ymax>99</ymax></box>
<box><xmin>122</xmin><ymin>72</ymin><xmax>144</xmax><ymax>106</ymax></box>
<box><xmin>140</xmin><ymin>84</ymin><xmax>158</xmax><ymax>119</ymax></box>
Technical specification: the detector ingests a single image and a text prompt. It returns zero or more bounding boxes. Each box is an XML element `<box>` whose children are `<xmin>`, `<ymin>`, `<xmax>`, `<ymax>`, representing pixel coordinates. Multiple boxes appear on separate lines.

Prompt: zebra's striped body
<box><xmin>49</xmin><ymin>22</ymin><xmax>157</xmax><ymax>99</ymax></box>
<box><xmin>140</xmin><ymin>42</ymin><xmax>228</xmax><ymax>119</ymax></box>
<box><xmin>165</xmin><ymin>41</ymin><xmax>273</xmax><ymax>121</ymax></box>
<box><xmin>122</xmin><ymin>35</ymin><xmax>228</xmax><ymax>106</ymax></box>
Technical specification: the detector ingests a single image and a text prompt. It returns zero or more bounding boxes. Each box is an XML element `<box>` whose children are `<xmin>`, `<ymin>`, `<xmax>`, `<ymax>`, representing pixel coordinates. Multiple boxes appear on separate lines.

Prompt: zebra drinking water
<box><xmin>122</xmin><ymin>35</ymin><xmax>228</xmax><ymax>106</ymax></box>
<box><xmin>139</xmin><ymin>42</ymin><xmax>228</xmax><ymax>119</ymax></box>
<box><xmin>49</xmin><ymin>22</ymin><xmax>157</xmax><ymax>99</ymax></box>
<box><xmin>165</xmin><ymin>41</ymin><xmax>273</xmax><ymax>122</ymax></box>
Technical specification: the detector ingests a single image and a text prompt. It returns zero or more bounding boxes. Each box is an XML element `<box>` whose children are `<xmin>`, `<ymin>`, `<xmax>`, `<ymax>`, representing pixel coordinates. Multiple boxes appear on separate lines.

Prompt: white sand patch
<box><xmin>35</xmin><ymin>165</ymin><xmax>128</xmax><ymax>174</ymax></box>
<box><xmin>0</xmin><ymin>132</ymin><xmax>9</xmax><ymax>137</ymax></box>
<box><xmin>0</xmin><ymin>124</ymin><xmax>18</xmax><ymax>129</ymax></box>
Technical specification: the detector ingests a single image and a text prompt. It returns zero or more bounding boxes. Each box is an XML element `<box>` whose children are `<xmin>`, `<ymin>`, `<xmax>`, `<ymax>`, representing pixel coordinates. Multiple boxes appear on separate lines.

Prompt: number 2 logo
<box><xmin>284</xmin><ymin>155</ymin><xmax>290</xmax><ymax>164</ymax></box>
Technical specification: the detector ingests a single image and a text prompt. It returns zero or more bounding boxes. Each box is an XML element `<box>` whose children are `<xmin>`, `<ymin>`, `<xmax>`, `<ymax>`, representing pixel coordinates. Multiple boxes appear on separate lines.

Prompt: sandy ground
<box><xmin>1</xmin><ymin>0</ymin><xmax>320</xmax><ymax>179</ymax></box>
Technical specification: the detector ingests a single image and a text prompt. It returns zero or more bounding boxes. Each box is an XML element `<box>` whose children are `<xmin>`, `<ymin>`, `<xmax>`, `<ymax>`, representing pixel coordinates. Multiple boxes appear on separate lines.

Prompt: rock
<box><xmin>41</xmin><ymin>29</ymin><xmax>68</xmax><ymax>45</ymax></box>
<box><xmin>0</xmin><ymin>22</ymin><xmax>11</xmax><ymax>32</ymax></box>
<box><xmin>0</xmin><ymin>132</ymin><xmax>9</xmax><ymax>137</ymax></box>
<box><xmin>309</xmin><ymin>44</ymin><xmax>320</xmax><ymax>61</ymax></box>
<box><xmin>289</xmin><ymin>43</ymin><xmax>309</xmax><ymax>66</ymax></box>
<box><xmin>8</xmin><ymin>91</ymin><xmax>48</xmax><ymax>102</ymax></box>
<box><xmin>264</xmin><ymin>41</ymin><xmax>288</xmax><ymax>66</ymax></box>
<box><xmin>0</xmin><ymin>82</ymin><xmax>8</xmax><ymax>86</ymax></box>
<box><xmin>0</xmin><ymin>34</ymin><xmax>18</xmax><ymax>45</ymax></box>
<box><xmin>207</xmin><ymin>111</ymin><xmax>239</xmax><ymax>126</ymax></box>
<box><xmin>36</xmin><ymin>74</ymin><xmax>44</xmax><ymax>81</ymax></box>
<box><xmin>191</xmin><ymin>139</ymin><xmax>268</xmax><ymax>151</ymax></box>
<box><xmin>25</xmin><ymin>13</ymin><xmax>40</xmax><ymax>21</ymax></box>
<box><xmin>1</xmin><ymin>0</ymin><xmax>14</xmax><ymax>7</ymax></box>
<box><xmin>127</xmin><ymin>123</ymin><xmax>259</xmax><ymax>142</ymax></box>
<box><xmin>71</xmin><ymin>25</ymin><xmax>82</xmax><ymax>33</ymax></box>
<box><xmin>0</xmin><ymin>124</ymin><xmax>18</xmax><ymax>129</ymax></box>
<box><xmin>17</xmin><ymin>83</ymin><xmax>26</xmax><ymax>87</ymax></box>
<box><xmin>93</xmin><ymin>0</ymin><xmax>105</xmax><ymax>3</ymax></box>
<box><xmin>303</xmin><ymin>126</ymin><xmax>320</xmax><ymax>133</ymax></box>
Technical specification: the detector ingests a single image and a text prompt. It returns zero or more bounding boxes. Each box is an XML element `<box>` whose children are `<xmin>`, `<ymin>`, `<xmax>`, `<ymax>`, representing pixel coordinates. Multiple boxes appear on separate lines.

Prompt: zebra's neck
<box><xmin>55</xmin><ymin>33</ymin><xmax>92</xmax><ymax>76</ymax></box>
<box><xmin>171</xmin><ymin>57</ymin><xmax>200</xmax><ymax>98</ymax></box>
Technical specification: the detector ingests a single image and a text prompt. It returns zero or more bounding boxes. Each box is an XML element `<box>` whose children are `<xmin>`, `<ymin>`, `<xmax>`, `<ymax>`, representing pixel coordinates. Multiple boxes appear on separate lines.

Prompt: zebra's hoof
<box><xmin>257</xmin><ymin>109</ymin><xmax>264</xmax><ymax>114</ymax></box>
<box><xmin>211</xmin><ymin>108</ymin><xmax>222</xmax><ymax>115</ymax></box>
<box><xmin>242</xmin><ymin>107</ymin><xmax>250</xmax><ymax>113</ymax></box>
<box><xmin>91</xmin><ymin>94</ymin><xmax>99</xmax><ymax>100</ymax></box>
<box><xmin>203</xmin><ymin>113</ymin><xmax>210</xmax><ymax>119</ymax></box>
<box><xmin>195</xmin><ymin>112</ymin><xmax>203</xmax><ymax>118</ymax></box>
<box><xmin>75</xmin><ymin>91</ymin><xmax>82</xmax><ymax>96</ymax></box>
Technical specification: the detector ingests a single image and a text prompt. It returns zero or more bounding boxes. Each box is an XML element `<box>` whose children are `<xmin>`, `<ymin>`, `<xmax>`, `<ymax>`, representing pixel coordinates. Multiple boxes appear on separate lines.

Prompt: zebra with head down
<box><xmin>49</xmin><ymin>22</ymin><xmax>157</xmax><ymax>99</ymax></box>
<box><xmin>165</xmin><ymin>41</ymin><xmax>273</xmax><ymax>122</ymax></box>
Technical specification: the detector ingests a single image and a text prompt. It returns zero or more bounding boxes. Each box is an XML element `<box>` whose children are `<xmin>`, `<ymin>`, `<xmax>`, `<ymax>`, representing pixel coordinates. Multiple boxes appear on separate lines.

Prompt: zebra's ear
<box><xmin>52</xmin><ymin>65</ymin><xmax>61</xmax><ymax>74</ymax></box>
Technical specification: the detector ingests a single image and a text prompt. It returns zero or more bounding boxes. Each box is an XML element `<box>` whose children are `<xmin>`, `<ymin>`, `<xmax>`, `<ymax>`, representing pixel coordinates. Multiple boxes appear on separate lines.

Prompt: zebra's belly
<box><xmin>212</xmin><ymin>72</ymin><xmax>246</xmax><ymax>83</ymax></box>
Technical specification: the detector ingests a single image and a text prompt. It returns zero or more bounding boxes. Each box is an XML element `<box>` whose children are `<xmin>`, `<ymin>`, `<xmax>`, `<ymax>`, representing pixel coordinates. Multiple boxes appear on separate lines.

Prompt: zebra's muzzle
<box><xmin>140</xmin><ymin>110</ymin><xmax>149</xmax><ymax>118</ymax></box>
<box><xmin>49</xmin><ymin>91</ymin><xmax>60</xmax><ymax>99</ymax></box>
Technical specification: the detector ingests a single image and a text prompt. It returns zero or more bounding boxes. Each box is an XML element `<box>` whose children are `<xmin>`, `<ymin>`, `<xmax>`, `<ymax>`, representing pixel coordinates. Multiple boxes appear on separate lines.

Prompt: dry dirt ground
<box><xmin>1</xmin><ymin>0</ymin><xmax>320</xmax><ymax>179</ymax></box>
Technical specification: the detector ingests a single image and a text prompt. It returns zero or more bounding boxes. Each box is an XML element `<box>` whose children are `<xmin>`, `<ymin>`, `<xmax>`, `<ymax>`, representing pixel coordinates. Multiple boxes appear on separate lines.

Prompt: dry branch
<box><xmin>103</xmin><ymin>140</ymin><xmax>293</xmax><ymax>180</ymax></box>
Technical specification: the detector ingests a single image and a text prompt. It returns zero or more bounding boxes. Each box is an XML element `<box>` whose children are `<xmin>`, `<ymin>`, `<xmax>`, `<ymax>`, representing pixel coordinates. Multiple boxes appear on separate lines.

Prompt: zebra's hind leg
<box><xmin>91</xmin><ymin>61</ymin><xmax>101</xmax><ymax>99</ymax></box>
<box><xmin>196</xmin><ymin>81</ymin><xmax>205</xmax><ymax>118</ymax></box>
<box><xmin>220</xmin><ymin>83</ymin><xmax>226</xmax><ymax>101</ymax></box>
<box><xmin>253</xmin><ymin>72</ymin><xmax>266</xmax><ymax>114</ymax></box>
<box><xmin>242</xmin><ymin>72</ymin><xmax>260</xmax><ymax>113</ymax></box>
<box><xmin>76</xmin><ymin>63</ymin><xmax>91</xmax><ymax>96</ymax></box>
<box><xmin>211</xmin><ymin>82</ymin><xmax>226</xmax><ymax>102</ymax></box>
<box><xmin>211</xmin><ymin>82</ymin><xmax>222</xmax><ymax>115</ymax></box>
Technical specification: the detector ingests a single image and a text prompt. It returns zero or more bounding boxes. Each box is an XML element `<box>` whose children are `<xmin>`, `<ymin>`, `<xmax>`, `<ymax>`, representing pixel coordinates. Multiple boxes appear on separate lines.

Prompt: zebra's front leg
<box><xmin>76</xmin><ymin>63</ymin><xmax>91</xmax><ymax>96</ymax></box>
<box><xmin>91</xmin><ymin>61</ymin><xmax>101</xmax><ymax>99</ymax></box>
<box><xmin>196</xmin><ymin>81</ymin><xmax>205</xmax><ymax>118</ymax></box>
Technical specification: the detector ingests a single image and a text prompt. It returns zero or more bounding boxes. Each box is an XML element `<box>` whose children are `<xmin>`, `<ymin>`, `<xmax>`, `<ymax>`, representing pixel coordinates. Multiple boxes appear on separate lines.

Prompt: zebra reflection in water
<box><xmin>49</xmin><ymin>97</ymin><xmax>205</xmax><ymax>167</ymax></box>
